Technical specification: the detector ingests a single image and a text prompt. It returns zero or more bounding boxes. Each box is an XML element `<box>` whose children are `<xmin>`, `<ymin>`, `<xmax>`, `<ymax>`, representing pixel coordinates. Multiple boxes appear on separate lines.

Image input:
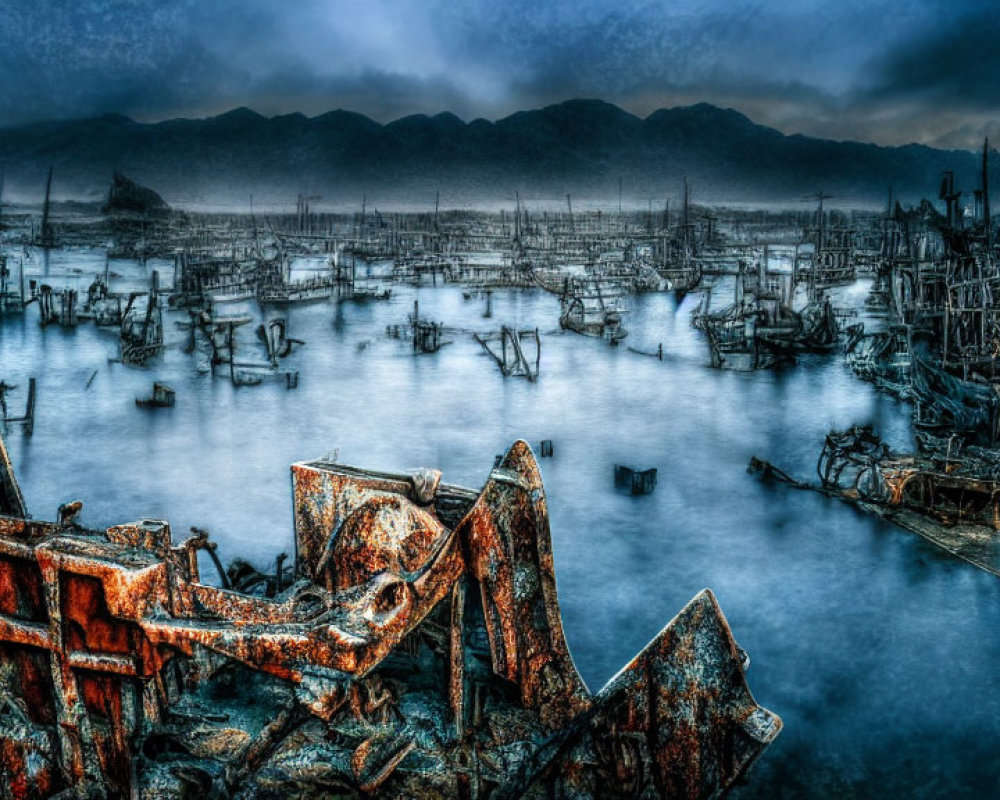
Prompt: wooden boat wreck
<box><xmin>693</xmin><ymin>252</ymin><xmax>839</xmax><ymax>370</ymax></box>
<box><xmin>0</xmin><ymin>434</ymin><xmax>779</xmax><ymax>798</ymax></box>
<box><xmin>798</xmin><ymin>191</ymin><xmax>857</xmax><ymax>290</ymax></box>
<box><xmin>846</xmin><ymin>143</ymin><xmax>999</xmax><ymax>443</ymax></box>
<box><xmin>558</xmin><ymin>279</ymin><xmax>628</xmax><ymax>343</ymax></box>
<box><xmin>118</xmin><ymin>273</ymin><xmax>164</xmax><ymax>366</ymax></box>
<box><xmin>750</xmin><ymin>425</ymin><xmax>1000</xmax><ymax>578</ymax></box>
<box><xmin>654</xmin><ymin>177</ymin><xmax>704</xmax><ymax>299</ymax></box>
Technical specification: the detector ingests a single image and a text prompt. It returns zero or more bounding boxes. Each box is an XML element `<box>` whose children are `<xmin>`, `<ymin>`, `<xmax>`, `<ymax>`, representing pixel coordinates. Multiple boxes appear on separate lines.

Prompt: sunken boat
<box><xmin>0</xmin><ymin>433</ymin><xmax>779</xmax><ymax>798</ymax></box>
<box><xmin>750</xmin><ymin>425</ymin><xmax>1000</xmax><ymax>578</ymax></box>
<box><xmin>558</xmin><ymin>279</ymin><xmax>628</xmax><ymax>343</ymax></box>
<box><xmin>693</xmin><ymin>252</ymin><xmax>839</xmax><ymax>370</ymax></box>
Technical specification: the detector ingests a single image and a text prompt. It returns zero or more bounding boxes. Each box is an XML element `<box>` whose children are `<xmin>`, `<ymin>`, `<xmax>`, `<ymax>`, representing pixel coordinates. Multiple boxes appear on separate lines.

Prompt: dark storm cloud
<box><xmin>0</xmin><ymin>0</ymin><xmax>994</xmax><ymax>148</ymax></box>
<box><xmin>866</xmin><ymin>8</ymin><xmax>1000</xmax><ymax>109</ymax></box>
<box><xmin>0</xmin><ymin>1</ymin><xmax>226</xmax><ymax>122</ymax></box>
<box><xmin>836</xmin><ymin>4</ymin><xmax>1000</xmax><ymax>148</ymax></box>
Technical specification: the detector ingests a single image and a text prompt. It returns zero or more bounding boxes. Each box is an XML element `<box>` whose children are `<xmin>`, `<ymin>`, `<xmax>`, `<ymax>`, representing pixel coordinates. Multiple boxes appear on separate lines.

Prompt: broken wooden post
<box><xmin>2</xmin><ymin>378</ymin><xmax>35</xmax><ymax>435</ymax></box>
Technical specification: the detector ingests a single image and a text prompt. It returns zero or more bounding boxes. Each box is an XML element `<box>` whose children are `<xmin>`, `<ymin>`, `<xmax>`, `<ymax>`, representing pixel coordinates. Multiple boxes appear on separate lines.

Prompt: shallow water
<box><xmin>1</xmin><ymin>247</ymin><xmax>998</xmax><ymax>798</ymax></box>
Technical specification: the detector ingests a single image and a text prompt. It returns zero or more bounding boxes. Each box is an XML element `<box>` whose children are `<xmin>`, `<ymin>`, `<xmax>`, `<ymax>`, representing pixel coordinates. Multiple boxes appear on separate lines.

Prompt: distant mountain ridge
<box><xmin>0</xmin><ymin>99</ymin><xmax>992</xmax><ymax>208</ymax></box>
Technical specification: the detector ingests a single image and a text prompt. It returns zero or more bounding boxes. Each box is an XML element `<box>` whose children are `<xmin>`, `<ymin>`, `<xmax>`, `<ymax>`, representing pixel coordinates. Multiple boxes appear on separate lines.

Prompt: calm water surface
<box><xmin>1</xmin><ymin>248</ymin><xmax>998</xmax><ymax>798</ymax></box>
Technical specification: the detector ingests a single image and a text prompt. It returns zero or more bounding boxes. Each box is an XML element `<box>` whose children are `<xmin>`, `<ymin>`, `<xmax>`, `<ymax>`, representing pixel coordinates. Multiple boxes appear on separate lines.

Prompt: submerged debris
<box><xmin>119</xmin><ymin>271</ymin><xmax>164</xmax><ymax>365</ymax></box>
<box><xmin>614</xmin><ymin>464</ymin><xmax>658</xmax><ymax>495</ymax></box>
<box><xmin>474</xmin><ymin>326</ymin><xmax>541</xmax><ymax>381</ymax></box>
<box><xmin>135</xmin><ymin>382</ymin><xmax>176</xmax><ymax>408</ymax></box>
<box><xmin>386</xmin><ymin>299</ymin><xmax>451</xmax><ymax>354</ymax></box>
<box><xmin>750</xmin><ymin>425</ymin><xmax>1000</xmax><ymax>578</ymax></box>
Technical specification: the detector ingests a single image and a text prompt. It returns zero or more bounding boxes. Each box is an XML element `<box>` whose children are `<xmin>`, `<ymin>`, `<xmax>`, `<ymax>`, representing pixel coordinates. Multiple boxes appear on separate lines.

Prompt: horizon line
<box><xmin>0</xmin><ymin>97</ymin><xmax>977</xmax><ymax>154</ymax></box>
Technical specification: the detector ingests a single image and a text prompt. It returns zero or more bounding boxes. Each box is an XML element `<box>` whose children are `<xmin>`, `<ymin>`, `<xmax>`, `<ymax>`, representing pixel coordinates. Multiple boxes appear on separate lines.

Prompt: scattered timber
<box><xmin>473</xmin><ymin>326</ymin><xmax>541</xmax><ymax>381</ymax></box>
<box><xmin>0</xmin><ymin>378</ymin><xmax>35</xmax><ymax>435</ymax></box>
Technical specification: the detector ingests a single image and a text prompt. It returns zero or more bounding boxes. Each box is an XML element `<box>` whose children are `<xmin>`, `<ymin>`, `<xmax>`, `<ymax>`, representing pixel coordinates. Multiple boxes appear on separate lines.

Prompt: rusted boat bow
<box><xmin>0</xmin><ymin>433</ymin><xmax>779</xmax><ymax>798</ymax></box>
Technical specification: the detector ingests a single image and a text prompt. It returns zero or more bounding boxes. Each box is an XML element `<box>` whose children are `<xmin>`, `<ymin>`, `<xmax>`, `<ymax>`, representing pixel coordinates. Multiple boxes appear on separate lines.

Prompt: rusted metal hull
<box><xmin>0</xmin><ymin>435</ymin><xmax>780</xmax><ymax>798</ymax></box>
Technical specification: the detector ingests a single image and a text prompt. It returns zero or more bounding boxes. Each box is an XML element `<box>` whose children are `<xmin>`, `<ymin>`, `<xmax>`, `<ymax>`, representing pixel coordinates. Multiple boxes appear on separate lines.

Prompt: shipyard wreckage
<box><xmin>0</xmin><ymin>430</ymin><xmax>779</xmax><ymax>799</ymax></box>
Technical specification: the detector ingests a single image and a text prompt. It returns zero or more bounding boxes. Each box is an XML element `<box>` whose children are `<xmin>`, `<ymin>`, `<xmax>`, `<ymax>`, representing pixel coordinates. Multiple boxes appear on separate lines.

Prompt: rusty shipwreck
<box><xmin>0</xmin><ymin>432</ymin><xmax>779</xmax><ymax>799</ymax></box>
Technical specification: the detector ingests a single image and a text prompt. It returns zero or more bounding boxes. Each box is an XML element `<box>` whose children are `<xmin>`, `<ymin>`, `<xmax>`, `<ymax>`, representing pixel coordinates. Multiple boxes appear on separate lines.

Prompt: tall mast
<box><xmin>817</xmin><ymin>191</ymin><xmax>825</xmax><ymax>257</ymax></box>
<box><xmin>515</xmin><ymin>191</ymin><xmax>521</xmax><ymax>242</ymax></box>
<box><xmin>40</xmin><ymin>165</ymin><xmax>53</xmax><ymax>247</ymax></box>
<box><xmin>883</xmin><ymin>187</ymin><xmax>894</xmax><ymax>257</ymax></box>
<box><xmin>682</xmin><ymin>177</ymin><xmax>689</xmax><ymax>240</ymax></box>
<box><xmin>983</xmin><ymin>138</ymin><xmax>991</xmax><ymax>248</ymax></box>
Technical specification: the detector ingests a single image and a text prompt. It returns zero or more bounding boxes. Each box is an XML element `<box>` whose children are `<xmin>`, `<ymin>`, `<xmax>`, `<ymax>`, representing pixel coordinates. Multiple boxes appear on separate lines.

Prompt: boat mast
<box><xmin>40</xmin><ymin>165</ymin><xmax>53</xmax><ymax>248</ymax></box>
<box><xmin>983</xmin><ymin>138</ymin><xmax>991</xmax><ymax>250</ymax></box>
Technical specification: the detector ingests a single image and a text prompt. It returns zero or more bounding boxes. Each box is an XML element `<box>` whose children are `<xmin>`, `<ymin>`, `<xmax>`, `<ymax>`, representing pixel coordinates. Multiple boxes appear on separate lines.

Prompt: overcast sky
<box><xmin>0</xmin><ymin>0</ymin><xmax>995</xmax><ymax>149</ymax></box>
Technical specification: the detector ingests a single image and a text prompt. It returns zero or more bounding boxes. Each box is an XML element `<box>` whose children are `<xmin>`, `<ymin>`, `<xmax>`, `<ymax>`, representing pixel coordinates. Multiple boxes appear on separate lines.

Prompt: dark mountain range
<box><xmin>0</xmin><ymin>99</ymin><xmax>992</xmax><ymax>209</ymax></box>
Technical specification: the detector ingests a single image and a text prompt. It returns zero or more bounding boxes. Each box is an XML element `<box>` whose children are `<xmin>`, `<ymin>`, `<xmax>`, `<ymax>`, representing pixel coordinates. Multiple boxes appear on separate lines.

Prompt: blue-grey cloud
<box><xmin>0</xmin><ymin>0</ymin><xmax>994</xmax><ymax>149</ymax></box>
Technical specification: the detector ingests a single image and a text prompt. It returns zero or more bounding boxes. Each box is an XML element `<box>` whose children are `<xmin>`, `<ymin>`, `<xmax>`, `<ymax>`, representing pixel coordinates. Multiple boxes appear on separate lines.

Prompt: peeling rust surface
<box><xmin>458</xmin><ymin>440</ymin><xmax>593</xmax><ymax>730</ymax></box>
<box><xmin>0</xmin><ymin>433</ymin><xmax>780</xmax><ymax>798</ymax></box>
